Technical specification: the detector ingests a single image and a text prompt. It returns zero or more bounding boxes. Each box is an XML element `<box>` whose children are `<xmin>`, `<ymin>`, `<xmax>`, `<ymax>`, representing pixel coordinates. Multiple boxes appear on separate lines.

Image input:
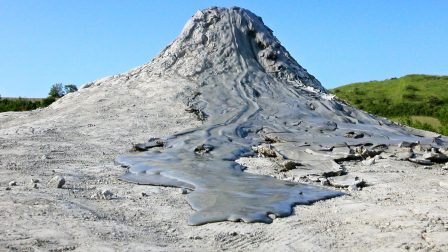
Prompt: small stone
<box><xmin>48</xmin><ymin>175</ymin><xmax>65</xmax><ymax>188</ymax></box>
<box><xmin>229</xmin><ymin>231</ymin><xmax>238</xmax><ymax>236</ymax></box>
<box><xmin>252</xmin><ymin>144</ymin><xmax>282</xmax><ymax>159</ymax></box>
<box><xmin>398</xmin><ymin>141</ymin><xmax>418</xmax><ymax>148</ymax></box>
<box><xmin>344</xmin><ymin>131</ymin><xmax>364</xmax><ymax>139</ymax></box>
<box><xmin>194</xmin><ymin>144</ymin><xmax>214</xmax><ymax>154</ymax></box>
<box><xmin>307</xmin><ymin>174</ymin><xmax>321</xmax><ymax>182</ymax></box>
<box><xmin>132</xmin><ymin>138</ymin><xmax>164</xmax><ymax>151</ymax></box>
<box><xmin>443</xmin><ymin>163</ymin><xmax>448</xmax><ymax>170</ymax></box>
<box><xmin>101</xmin><ymin>189</ymin><xmax>113</xmax><ymax>200</ymax></box>
<box><xmin>8</xmin><ymin>181</ymin><xmax>17</xmax><ymax>186</ymax></box>
<box><xmin>268</xmin><ymin>213</ymin><xmax>277</xmax><ymax>219</ymax></box>
<box><xmin>329</xmin><ymin>175</ymin><xmax>366</xmax><ymax>188</ymax></box>
<box><xmin>414</xmin><ymin>144</ymin><xmax>431</xmax><ymax>152</ymax></box>
<box><xmin>320</xmin><ymin>179</ymin><xmax>330</xmax><ymax>186</ymax></box>
<box><xmin>179</xmin><ymin>188</ymin><xmax>188</xmax><ymax>194</ymax></box>
<box><xmin>41</xmin><ymin>155</ymin><xmax>47</xmax><ymax>160</ymax></box>
<box><xmin>91</xmin><ymin>189</ymin><xmax>113</xmax><ymax>200</ymax></box>
<box><xmin>141</xmin><ymin>192</ymin><xmax>148</xmax><ymax>197</ymax></box>
<box><xmin>5</xmin><ymin>187</ymin><xmax>11</xmax><ymax>191</ymax></box>
<box><xmin>423</xmin><ymin>151</ymin><xmax>448</xmax><ymax>162</ymax></box>
<box><xmin>31</xmin><ymin>178</ymin><xmax>39</xmax><ymax>183</ymax></box>
<box><xmin>32</xmin><ymin>183</ymin><xmax>38</xmax><ymax>189</ymax></box>
<box><xmin>279</xmin><ymin>160</ymin><xmax>301</xmax><ymax>172</ymax></box>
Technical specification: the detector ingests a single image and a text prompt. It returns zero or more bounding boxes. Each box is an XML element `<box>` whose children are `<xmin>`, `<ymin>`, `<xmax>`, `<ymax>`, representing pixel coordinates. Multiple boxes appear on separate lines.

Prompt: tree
<box><xmin>48</xmin><ymin>83</ymin><xmax>65</xmax><ymax>98</ymax></box>
<box><xmin>64</xmin><ymin>84</ymin><xmax>78</xmax><ymax>94</ymax></box>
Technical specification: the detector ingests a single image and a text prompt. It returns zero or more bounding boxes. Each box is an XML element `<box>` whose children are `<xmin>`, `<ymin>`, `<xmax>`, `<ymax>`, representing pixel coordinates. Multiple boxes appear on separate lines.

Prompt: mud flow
<box><xmin>116</xmin><ymin>7</ymin><xmax>447</xmax><ymax>225</ymax></box>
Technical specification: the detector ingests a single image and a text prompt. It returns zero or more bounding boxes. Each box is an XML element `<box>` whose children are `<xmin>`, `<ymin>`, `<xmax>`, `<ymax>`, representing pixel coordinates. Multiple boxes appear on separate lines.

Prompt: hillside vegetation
<box><xmin>0</xmin><ymin>97</ymin><xmax>54</xmax><ymax>112</ymax></box>
<box><xmin>331</xmin><ymin>74</ymin><xmax>448</xmax><ymax>135</ymax></box>
<box><xmin>0</xmin><ymin>83</ymin><xmax>77</xmax><ymax>113</ymax></box>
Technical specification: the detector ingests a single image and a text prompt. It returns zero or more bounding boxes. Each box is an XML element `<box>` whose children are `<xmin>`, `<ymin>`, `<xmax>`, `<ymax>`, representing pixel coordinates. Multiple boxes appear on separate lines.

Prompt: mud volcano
<box><xmin>114</xmin><ymin>7</ymin><xmax>448</xmax><ymax>225</ymax></box>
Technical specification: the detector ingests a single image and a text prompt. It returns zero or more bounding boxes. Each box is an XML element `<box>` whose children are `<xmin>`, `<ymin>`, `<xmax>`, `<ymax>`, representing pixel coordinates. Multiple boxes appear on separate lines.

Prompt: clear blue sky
<box><xmin>1</xmin><ymin>0</ymin><xmax>447</xmax><ymax>97</ymax></box>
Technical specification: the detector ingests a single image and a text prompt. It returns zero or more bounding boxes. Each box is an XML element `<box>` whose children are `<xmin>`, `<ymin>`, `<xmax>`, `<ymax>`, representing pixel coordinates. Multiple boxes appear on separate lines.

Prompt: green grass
<box><xmin>331</xmin><ymin>74</ymin><xmax>448</xmax><ymax>135</ymax></box>
<box><xmin>0</xmin><ymin>96</ymin><xmax>55</xmax><ymax>113</ymax></box>
<box><xmin>410</xmin><ymin>116</ymin><xmax>442</xmax><ymax>128</ymax></box>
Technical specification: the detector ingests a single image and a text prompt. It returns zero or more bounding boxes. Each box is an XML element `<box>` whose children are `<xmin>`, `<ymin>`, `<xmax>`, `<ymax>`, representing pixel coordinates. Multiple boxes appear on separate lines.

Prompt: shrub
<box><xmin>48</xmin><ymin>83</ymin><xmax>65</xmax><ymax>98</ymax></box>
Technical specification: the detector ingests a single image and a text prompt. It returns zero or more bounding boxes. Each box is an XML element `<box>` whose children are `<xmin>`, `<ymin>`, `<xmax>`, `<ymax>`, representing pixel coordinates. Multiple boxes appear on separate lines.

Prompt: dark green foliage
<box><xmin>41</xmin><ymin>96</ymin><xmax>56</xmax><ymax>106</ymax></box>
<box><xmin>427</xmin><ymin>95</ymin><xmax>444</xmax><ymax>106</ymax></box>
<box><xmin>404</xmin><ymin>85</ymin><xmax>419</xmax><ymax>91</ymax></box>
<box><xmin>48</xmin><ymin>83</ymin><xmax>65</xmax><ymax>98</ymax></box>
<box><xmin>331</xmin><ymin>74</ymin><xmax>448</xmax><ymax>135</ymax></box>
<box><xmin>1</xmin><ymin>83</ymin><xmax>77</xmax><ymax>112</ymax></box>
<box><xmin>402</xmin><ymin>92</ymin><xmax>419</xmax><ymax>100</ymax></box>
<box><xmin>64</xmin><ymin>84</ymin><xmax>78</xmax><ymax>94</ymax></box>
<box><xmin>0</xmin><ymin>97</ymin><xmax>46</xmax><ymax>112</ymax></box>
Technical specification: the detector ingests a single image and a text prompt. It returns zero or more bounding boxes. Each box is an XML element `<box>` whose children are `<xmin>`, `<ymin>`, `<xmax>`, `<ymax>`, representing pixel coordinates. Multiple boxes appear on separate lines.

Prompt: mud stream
<box><xmin>116</xmin><ymin>8</ymin><xmax>443</xmax><ymax>225</ymax></box>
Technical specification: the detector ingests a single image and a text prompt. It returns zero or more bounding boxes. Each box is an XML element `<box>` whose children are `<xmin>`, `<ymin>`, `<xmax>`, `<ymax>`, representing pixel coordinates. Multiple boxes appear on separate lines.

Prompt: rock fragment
<box><xmin>398</xmin><ymin>141</ymin><xmax>419</xmax><ymax>148</ymax></box>
<box><xmin>194</xmin><ymin>144</ymin><xmax>214</xmax><ymax>154</ymax></box>
<box><xmin>101</xmin><ymin>189</ymin><xmax>114</xmax><ymax>199</ymax></box>
<box><xmin>414</xmin><ymin>144</ymin><xmax>432</xmax><ymax>152</ymax></box>
<box><xmin>91</xmin><ymin>189</ymin><xmax>114</xmax><ymax>200</ymax></box>
<box><xmin>320</xmin><ymin>179</ymin><xmax>330</xmax><ymax>186</ymax></box>
<box><xmin>345</xmin><ymin>131</ymin><xmax>364</xmax><ymax>139</ymax></box>
<box><xmin>133</xmin><ymin>138</ymin><xmax>164</xmax><ymax>151</ymax></box>
<box><xmin>8</xmin><ymin>181</ymin><xmax>17</xmax><ymax>186</ymax></box>
<box><xmin>328</xmin><ymin>175</ymin><xmax>366</xmax><ymax>188</ymax></box>
<box><xmin>279</xmin><ymin>160</ymin><xmax>301</xmax><ymax>172</ymax></box>
<box><xmin>443</xmin><ymin>163</ymin><xmax>448</xmax><ymax>170</ymax></box>
<box><xmin>422</xmin><ymin>150</ymin><xmax>448</xmax><ymax>163</ymax></box>
<box><xmin>179</xmin><ymin>188</ymin><xmax>188</xmax><ymax>194</ymax></box>
<box><xmin>356</xmin><ymin>144</ymin><xmax>386</xmax><ymax>158</ymax></box>
<box><xmin>306</xmin><ymin>174</ymin><xmax>322</xmax><ymax>182</ymax></box>
<box><xmin>48</xmin><ymin>175</ymin><xmax>65</xmax><ymax>188</ymax></box>
<box><xmin>252</xmin><ymin>144</ymin><xmax>282</xmax><ymax>159</ymax></box>
<box><xmin>409</xmin><ymin>158</ymin><xmax>433</xmax><ymax>165</ymax></box>
<box><xmin>185</xmin><ymin>107</ymin><xmax>207</xmax><ymax>121</ymax></box>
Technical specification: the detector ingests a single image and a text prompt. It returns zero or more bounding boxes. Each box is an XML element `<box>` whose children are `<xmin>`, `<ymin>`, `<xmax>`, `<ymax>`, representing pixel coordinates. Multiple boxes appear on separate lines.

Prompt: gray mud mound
<box><xmin>112</xmin><ymin>7</ymin><xmax>448</xmax><ymax>225</ymax></box>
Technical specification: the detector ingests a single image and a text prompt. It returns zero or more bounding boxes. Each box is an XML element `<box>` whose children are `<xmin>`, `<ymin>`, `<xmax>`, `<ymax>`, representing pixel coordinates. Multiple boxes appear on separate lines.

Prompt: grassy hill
<box><xmin>331</xmin><ymin>74</ymin><xmax>448</xmax><ymax>135</ymax></box>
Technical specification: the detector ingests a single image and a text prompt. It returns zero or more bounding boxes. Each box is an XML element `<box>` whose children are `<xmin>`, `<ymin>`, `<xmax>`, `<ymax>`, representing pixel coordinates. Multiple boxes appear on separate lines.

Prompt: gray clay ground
<box><xmin>1</xmin><ymin>76</ymin><xmax>448</xmax><ymax>251</ymax></box>
<box><xmin>1</xmin><ymin>7</ymin><xmax>448</xmax><ymax>252</ymax></box>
